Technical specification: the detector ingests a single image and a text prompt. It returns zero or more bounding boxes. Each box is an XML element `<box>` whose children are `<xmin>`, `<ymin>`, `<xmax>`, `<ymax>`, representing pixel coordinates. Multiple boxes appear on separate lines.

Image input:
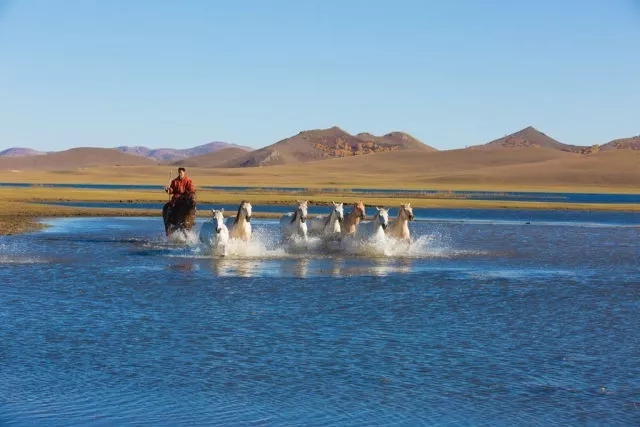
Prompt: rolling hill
<box><xmin>171</xmin><ymin>147</ymin><xmax>250</xmax><ymax>168</ymax></box>
<box><xmin>600</xmin><ymin>136</ymin><xmax>640</xmax><ymax>151</ymax></box>
<box><xmin>115</xmin><ymin>141</ymin><xmax>253</xmax><ymax>163</ymax></box>
<box><xmin>0</xmin><ymin>147</ymin><xmax>46</xmax><ymax>157</ymax></box>
<box><xmin>0</xmin><ymin>147</ymin><xmax>157</xmax><ymax>171</ymax></box>
<box><xmin>470</xmin><ymin>126</ymin><xmax>592</xmax><ymax>153</ymax></box>
<box><xmin>219</xmin><ymin>126</ymin><xmax>436</xmax><ymax>168</ymax></box>
<box><xmin>188</xmin><ymin>146</ymin><xmax>639</xmax><ymax>189</ymax></box>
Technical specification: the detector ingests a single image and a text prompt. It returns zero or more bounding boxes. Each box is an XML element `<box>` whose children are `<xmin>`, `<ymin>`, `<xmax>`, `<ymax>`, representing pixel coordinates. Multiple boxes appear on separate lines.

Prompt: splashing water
<box><xmin>190</xmin><ymin>223</ymin><xmax>450</xmax><ymax>260</ymax></box>
<box><xmin>166</xmin><ymin>229</ymin><xmax>200</xmax><ymax>246</ymax></box>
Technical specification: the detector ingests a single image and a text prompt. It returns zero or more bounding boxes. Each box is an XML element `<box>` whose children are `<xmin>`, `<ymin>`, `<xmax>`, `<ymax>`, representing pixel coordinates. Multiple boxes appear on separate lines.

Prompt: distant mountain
<box><xmin>471</xmin><ymin>126</ymin><xmax>591</xmax><ymax>153</ymax></box>
<box><xmin>172</xmin><ymin>147</ymin><xmax>251</xmax><ymax>168</ymax></box>
<box><xmin>115</xmin><ymin>141</ymin><xmax>253</xmax><ymax>163</ymax></box>
<box><xmin>600</xmin><ymin>135</ymin><xmax>640</xmax><ymax>151</ymax></box>
<box><xmin>0</xmin><ymin>147</ymin><xmax>157</xmax><ymax>171</ymax></box>
<box><xmin>0</xmin><ymin>147</ymin><xmax>46</xmax><ymax>157</ymax></box>
<box><xmin>221</xmin><ymin>126</ymin><xmax>436</xmax><ymax>168</ymax></box>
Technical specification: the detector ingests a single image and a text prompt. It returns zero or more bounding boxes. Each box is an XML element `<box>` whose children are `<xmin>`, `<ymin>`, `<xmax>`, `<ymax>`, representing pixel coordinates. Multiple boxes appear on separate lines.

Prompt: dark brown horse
<box><xmin>162</xmin><ymin>193</ymin><xmax>197</xmax><ymax>237</ymax></box>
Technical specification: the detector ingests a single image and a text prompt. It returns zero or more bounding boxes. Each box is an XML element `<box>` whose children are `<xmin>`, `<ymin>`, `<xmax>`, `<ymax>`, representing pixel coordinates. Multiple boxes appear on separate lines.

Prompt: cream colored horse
<box><xmin>226</xmin><ymin>200</ymin><xmax>252</xmax><ymax>241</ymax></box>
<box><xmin>386</xmin><ymin>203</ymin><xmax>414</xmax><ymax>243</ymax></box>
<box><xmin>341</xmin><ymin>201</ymin><xmax>366</xmax><ymax>236</ymax></box>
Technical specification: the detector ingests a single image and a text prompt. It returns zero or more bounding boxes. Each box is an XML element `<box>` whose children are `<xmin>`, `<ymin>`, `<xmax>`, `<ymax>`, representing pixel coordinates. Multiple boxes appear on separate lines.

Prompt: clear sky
<box><xmin>1</xmin><ymin>0</ymin><xmax>639</xmax><ymax>151</ymax></box>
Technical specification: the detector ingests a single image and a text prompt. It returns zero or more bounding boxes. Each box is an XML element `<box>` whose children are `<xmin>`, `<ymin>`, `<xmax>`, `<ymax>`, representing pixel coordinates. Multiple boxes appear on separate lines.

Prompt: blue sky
<box><xmin>1</xmin><ymin>0</ymin><xmax>638</xmax><ymax>151</ymax></box>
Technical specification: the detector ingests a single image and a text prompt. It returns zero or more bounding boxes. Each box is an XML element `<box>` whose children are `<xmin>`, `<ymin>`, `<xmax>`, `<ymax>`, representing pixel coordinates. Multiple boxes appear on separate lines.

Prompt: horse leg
<box><xmin>162</xmin><ymin>203</ymin><xmax>172</xmax><ymax>236</ymax></box>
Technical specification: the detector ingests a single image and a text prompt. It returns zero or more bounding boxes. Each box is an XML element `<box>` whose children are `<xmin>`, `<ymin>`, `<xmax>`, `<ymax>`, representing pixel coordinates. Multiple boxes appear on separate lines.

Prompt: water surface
<box><xmin>1</xmin><ymin>212</ymin><xmax>639</xmax><ymax>425</ymax></box>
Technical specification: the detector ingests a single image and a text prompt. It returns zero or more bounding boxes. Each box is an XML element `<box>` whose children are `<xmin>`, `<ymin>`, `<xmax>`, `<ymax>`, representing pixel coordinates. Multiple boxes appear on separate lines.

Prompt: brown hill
<box><xmin>172</xmin><ymin>147</ymin><xmax>250</xmax><ymax>168</ymax></box>
<box><xmin>0</xmin><ymin>147</ymin><xmax>47</xmax><ymax>157</ymax></box>
<box><xmin>116</xmin><ymin>141</ymin><xmax>253</xmax><ymax>163</ymax></box>
<box><xmin>231</xmin><ymin>146</ymin><xmax>572</xmax><ymax>183</ymax></box>
<box><xmin>0</xmin><ymin>147</ymin><xmax>157</xmax><ymax>171</ymax></box>
<box><xmin>471</xmin><ymin>126</ymin><xmax>593</xmax><ymax>153</ymax></box>
<box><xmin>212</xmin><ymin>147</ymin><xmax>640</xmax><ymax>189</ymax></box>
<box><xmin>600</xmin><ymin>135</ymin><xmax>640</xmax><ymax>151</ymax></box>
<box><xmin>426</xmin><ymin>150</ymin><xmax>640</xmax><ymax>188</ymax></box>
<box><xmin>221</xmin><ymin>126</ymin><xmax>435</xmax><ymax>168</ymax></box>
<box><xmin>8</xmin><ymin>145</ymin><xmax>640</xmax><ymax>191</ymax></box>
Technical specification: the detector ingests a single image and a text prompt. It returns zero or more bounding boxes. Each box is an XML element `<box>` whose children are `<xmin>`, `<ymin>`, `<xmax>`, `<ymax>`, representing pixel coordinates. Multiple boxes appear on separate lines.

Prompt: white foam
<box><xmin>186</xmin><ymin>222</ymin><xmax>469</xmax><ymax>261</ymax></box>
<box><xmin>0</xmin><ymin>254</ymin><xmax>47</xmax><ymax>264</ymax></box>
<box><xmin>166</xmin><ymin>229</ymin><xmax>199</xmax><ymax>246</ymax></box>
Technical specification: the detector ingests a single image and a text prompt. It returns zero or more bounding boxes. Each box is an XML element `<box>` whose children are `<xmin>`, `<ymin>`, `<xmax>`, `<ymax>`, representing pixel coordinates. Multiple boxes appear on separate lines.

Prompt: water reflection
<box><xmin>335</xmin><ymin>257</ymin><xmax>414</xmax><ymax>277</ymax></box>
<box><xmin>330</xmin><ymin>257</ymin><xmax>345</xmax><ymax>277</ymax></box>
<box><xmin>278</xmin><ymin>257</ymin><xmax>310</xmax><ymax>278</ymax></box>
<box><xmin>168</xmin><ymin>261</ymin><xmax>198</xmax><ymax>273</ymax></box>
<box><xmin>204</xmin><ymin>255</ymin><xmax>420</xmax><ymax>278</ymax></box>
<box><xmin>211</xmin><ymin>257</ymin><xmax>264</xmax><ymax>277</ymax></box>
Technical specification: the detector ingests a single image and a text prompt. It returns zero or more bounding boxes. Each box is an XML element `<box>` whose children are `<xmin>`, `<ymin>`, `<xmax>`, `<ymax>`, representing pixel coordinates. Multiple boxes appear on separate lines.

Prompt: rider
<box><xmin>165</xmin><ymin>167</ymin><xmax>195</xmax><ymax>206</ymax></box>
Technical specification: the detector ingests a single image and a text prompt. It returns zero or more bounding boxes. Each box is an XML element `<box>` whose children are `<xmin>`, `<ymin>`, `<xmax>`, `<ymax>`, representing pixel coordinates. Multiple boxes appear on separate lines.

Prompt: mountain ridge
<box><xmin>219</xmin><ymin>126</ymin><xmax>437</xmax><ymax>168</ymax></box>
<box><xmin>2</xmin><ymin>126</ymin><xmax>639</xmax><ymax>171</ymax></box>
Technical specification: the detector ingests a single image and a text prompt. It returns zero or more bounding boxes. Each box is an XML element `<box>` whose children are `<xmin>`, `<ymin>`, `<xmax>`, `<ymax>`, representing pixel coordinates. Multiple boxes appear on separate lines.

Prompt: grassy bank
<box><xmin>3</xmin><ymin>162</ymin><xmax>640</xmax><ymax>194</ymax></box>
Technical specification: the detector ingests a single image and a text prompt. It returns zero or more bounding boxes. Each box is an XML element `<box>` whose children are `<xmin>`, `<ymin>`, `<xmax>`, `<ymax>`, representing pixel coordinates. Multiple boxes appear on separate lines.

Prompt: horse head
<box><xmin>332</xmin><ymin>201</ymin><xmax>344</xmax><ymax>223</ymax></box>
<box><xmin>235</xmin><ymin>200</ymin><xmax>252</xmax><ymax>223</ymax></box>
<box><xmin>400</xmin><ymin>203</ymin><xmax>414</xmax><ymax>221</ymax></box>
<box><xmin>292</xmin><ymin>200</ymin><xmax>308</xmax><ymax>223</ymax></box>
<box><xmin>211</xmin><ymin>208</ymin><xmax>225</xmax><ymax>233</ymax></box>
<box><xmin>375</xmin><ymin>207</ymin><xmax>390</xmax><ymax>230</ymax></box>
<box><xmin>355</xmin><ymin>201</ymin><xmax>366</xmax><ymax>220</ymax></box>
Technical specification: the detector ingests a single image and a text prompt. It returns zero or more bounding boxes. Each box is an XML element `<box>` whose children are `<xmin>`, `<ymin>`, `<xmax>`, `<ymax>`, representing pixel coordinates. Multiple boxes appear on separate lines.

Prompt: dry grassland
<box><xmin>2</xmin><ymin>148</ymin><xmax>640</xmax><ymax>235</ymax></box>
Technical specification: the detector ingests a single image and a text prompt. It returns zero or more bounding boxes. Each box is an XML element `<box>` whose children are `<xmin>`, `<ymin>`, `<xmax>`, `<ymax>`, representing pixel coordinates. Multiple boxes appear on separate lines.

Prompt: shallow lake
<box><xmin>1</xmin><ymin>211</ymin><xmax>639</xmax><ymax>425</ymax></box>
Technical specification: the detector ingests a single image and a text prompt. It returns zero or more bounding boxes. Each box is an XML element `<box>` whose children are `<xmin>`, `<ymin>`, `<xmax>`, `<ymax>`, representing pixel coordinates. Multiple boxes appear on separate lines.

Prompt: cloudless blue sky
<box><xmin>1</xmin><ymin>0</ymin><xmax>639</xmax><ymax>151</ymax></box>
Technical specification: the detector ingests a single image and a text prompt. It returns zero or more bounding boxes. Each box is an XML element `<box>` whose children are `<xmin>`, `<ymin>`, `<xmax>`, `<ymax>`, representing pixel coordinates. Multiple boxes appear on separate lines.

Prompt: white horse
<box><xmin>226</xmin><ymin>200</ymin><xmax>252</xmax><ymax>241</ymax></box>
<box><xmin>307</xmin><ymin>202</ymin><xmax>344</xmax><ymax>238</ymax></box>
<box><xmin>199</xmin><ymin>208</ymin><xmax>229</xmax><ymax>256</ymax></box>
<box><xmin>279</xmin><ymin>200</ymin><xmax>308</xmax><ymax>240</ymax></box>
<box><xmin>354</xmin><ymin>207</ymin><xmax>390</xmax><ymax>242</ymax></box>
<box><xmin>386</xmin><ymin>203</ymin><xmax>414</xmax><ymax>244</ymax></box>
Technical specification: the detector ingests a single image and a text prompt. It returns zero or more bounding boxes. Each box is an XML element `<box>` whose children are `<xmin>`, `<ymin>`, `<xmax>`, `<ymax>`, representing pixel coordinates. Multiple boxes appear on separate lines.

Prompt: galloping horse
<box><xmin>199</xmin><ymin>209</ymin><xmax>229</xmax><ymax>256</ymax></box>
<box><xmin>162</xmin><ymin>193</ymin><xmax>197</xmax><ymax>237</ymax></box>
<box><xmin>386</xmin><ymin>203</ymin><xmax>414</xmax><ymax>243</ymax></box>
<box><xmin>279</xmin><ymin>200</ymin><xmax>309</xmax><ymax>240</ymax></box>
<box><xmin>341</xmin><ymin>201</ymin><xmax>366</xmax><ymax>236</ymax></box>
<box><xmin>308</xmin><ymin>202</ymin><xmax>344</xmax><ymax>237</ymax></box>
<box><xmin>354</xmin><ymin>207</ymin><xmax>389</xmax><ymax>241</ymax></box>
<box><xmin>226</xmin><ymin>200</ymin><xmax>252</xmax><ymax>241</ymax></box>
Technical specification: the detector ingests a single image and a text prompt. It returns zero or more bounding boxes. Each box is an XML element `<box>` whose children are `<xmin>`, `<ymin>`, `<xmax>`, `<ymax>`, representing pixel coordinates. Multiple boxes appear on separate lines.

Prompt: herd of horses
<box><xmin>164</xmin><ymin>197</ymin><xmax>415</xmax><ymax>257</ymax></box>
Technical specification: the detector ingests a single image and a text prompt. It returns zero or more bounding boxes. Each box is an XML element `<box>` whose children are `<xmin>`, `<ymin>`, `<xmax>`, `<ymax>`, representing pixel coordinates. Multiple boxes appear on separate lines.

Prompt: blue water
<box><xmin>3</xmin><ymin>182</ymin><xmax>640</xmax><ymax>204</ymax></box>
<box><xmin>1</xmin><ymin>212</ymin><xmax>639</xmax><ymax>425</ymax></box>
<box><xmin>47</xmin><ymin>201</ymin><xmax>640</xmax><ymax>227</ymax></box>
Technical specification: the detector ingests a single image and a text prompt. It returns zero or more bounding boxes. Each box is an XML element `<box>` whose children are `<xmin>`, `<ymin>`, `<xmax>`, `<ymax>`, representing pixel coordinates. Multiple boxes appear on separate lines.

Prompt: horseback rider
<box><xmin>165</xmin><ymin>167</ymin><xmax>195</xmax><ymax>206</ymax></box>
<box><xmin>162</xmin><ymin>167</ymin><xmax>197</xmax><ymax>237</ymax></box>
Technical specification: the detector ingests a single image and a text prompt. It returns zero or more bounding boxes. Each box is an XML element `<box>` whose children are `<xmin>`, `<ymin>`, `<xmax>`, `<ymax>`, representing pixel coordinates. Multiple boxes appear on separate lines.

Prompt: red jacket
<box><xmin>167</xmin><ymin>177</ymin><xmax>195</xmax><ymax>203</ymax></box>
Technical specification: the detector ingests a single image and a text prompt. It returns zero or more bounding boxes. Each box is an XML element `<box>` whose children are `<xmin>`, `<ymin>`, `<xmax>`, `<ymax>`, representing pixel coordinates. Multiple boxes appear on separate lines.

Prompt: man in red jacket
<box><xmin>165</xmin><ymin>167</ymin><xmax>195</xmax><ymax>206</ymax></box>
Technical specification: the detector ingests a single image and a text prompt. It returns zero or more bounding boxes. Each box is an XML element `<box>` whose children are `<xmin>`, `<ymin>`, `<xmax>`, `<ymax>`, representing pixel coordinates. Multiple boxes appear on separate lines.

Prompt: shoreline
<box><xmin>3</xmin><ymin>194</ymin><xmax>640</xmax><ymax>236</ymax></box>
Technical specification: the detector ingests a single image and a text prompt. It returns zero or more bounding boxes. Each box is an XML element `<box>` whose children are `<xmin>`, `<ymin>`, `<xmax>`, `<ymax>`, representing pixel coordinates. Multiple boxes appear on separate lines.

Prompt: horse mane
<box><xmin>323</xmin><ymin>210</ymin><xmax>332</xmax><ymax>227</ymax></box>
<box><xmin>347</xmin><ymin>202</ymin><xmax>364</xmax><ymax>219</ymax></box>
<box><xmin>290</xmin><ymin>201</ymin><xmax>307</xmax><ymax>224</ymax></box>
<box><xmin>399</xmin><ymin>204</ymin><xmax>412</xmax><ymax>220</ymax></box>
<box><xmin>234</xmin><ymin>201</ymin><xmax>245</xmax><ymax>225</ymax></box>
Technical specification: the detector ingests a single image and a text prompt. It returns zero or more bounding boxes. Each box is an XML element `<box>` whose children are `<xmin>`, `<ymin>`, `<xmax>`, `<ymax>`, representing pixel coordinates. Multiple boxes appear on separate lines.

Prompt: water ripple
<box><xmin>1</xmin><ymin>216</ymin><xmax>639</xmax><ymax>425</ymax></box>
